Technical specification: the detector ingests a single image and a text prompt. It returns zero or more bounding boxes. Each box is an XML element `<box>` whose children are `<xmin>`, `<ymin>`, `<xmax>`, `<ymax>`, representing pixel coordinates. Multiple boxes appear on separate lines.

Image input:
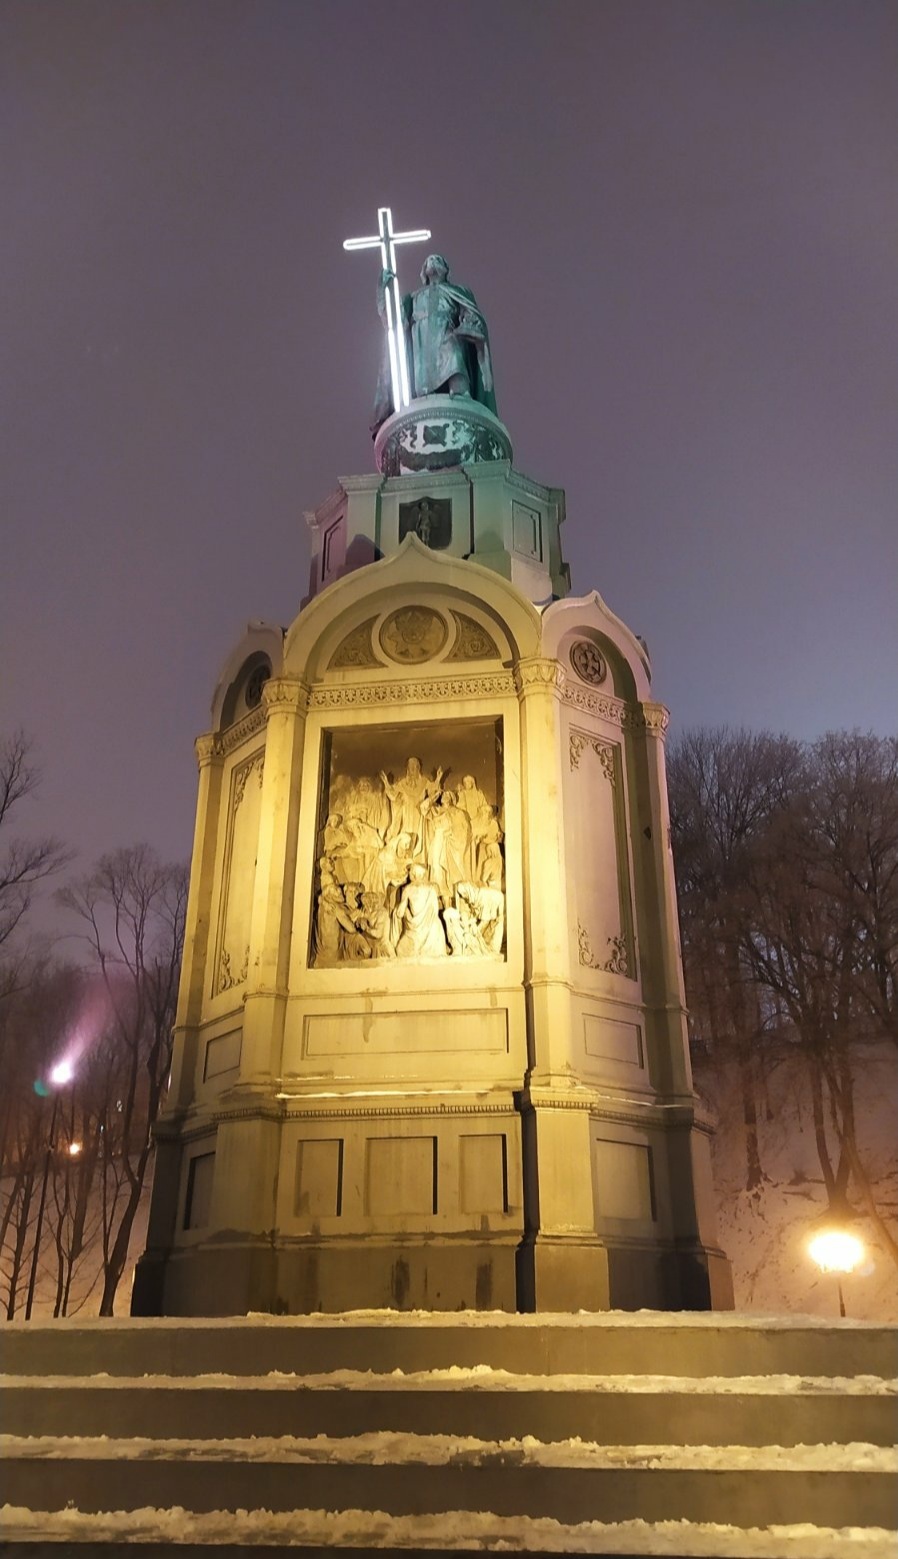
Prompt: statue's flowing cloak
<box><xmin>372</xmin><ymin>279</ymin><xmax>497</xmax><ymax>431</ymax></box>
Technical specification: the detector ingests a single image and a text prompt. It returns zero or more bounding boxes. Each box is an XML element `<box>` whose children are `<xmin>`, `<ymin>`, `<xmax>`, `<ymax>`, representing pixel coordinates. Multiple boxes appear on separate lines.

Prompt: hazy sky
<box><xmin>2</xmin><ymin>0</ymin><xmax>895</xmax><ymax>915</ymax></box>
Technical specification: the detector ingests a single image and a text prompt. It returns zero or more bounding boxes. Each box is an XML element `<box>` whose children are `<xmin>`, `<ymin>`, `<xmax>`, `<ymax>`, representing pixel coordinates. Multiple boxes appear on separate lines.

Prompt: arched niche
<box><xmin>211</xmin><ymin>622</ymin><xmax>285</xmax><ymax>732</ymax></box>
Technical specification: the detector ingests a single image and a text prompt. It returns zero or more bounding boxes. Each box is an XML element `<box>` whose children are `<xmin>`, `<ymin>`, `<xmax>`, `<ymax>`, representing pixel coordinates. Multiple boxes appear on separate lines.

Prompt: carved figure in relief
<box><xmin>341</xmin><ymin>883</ymin><xmax>373</xmax><ymax>960</ymax></box>
<box><xmin>444</xmin><ymin>895</ymin><xmax>489</xmax><ymax>958</ymax></box>
<box><xmin>312</xmin><ymin>749</ymin><xmax>507</xmax><ymax>964</ymax></box>
<box><xmin>392</xmin><ymin>865</ymin><xmax>448</xmax><ymax>958</ymax></box>
<box><xmin>455</xmin><ymin>881</ymin><xmax>505</xmax><ymax>956</ymax></box>
<box><xmin>457</xmin><ymin>774</ymin><xmax>488</xmax><ymax>824</ymax></box>
<box><xmin>314</xmin><ymin>881</ymin><xmax>358</xmax><ymax>967</ymax></box>
<box><xmin>358</xmin><ymin>891</ymin><xmax>395</xmax><ymax>959</ymax></box>
<box><xmin>380</xmin><ymin>757</ymin><xmax>443</xmax><ymax>853</ymax></box>
<box><xmin>476</xmin><ymin>805</ymin><xmax>504</xmax><ymax>886</ymax></box>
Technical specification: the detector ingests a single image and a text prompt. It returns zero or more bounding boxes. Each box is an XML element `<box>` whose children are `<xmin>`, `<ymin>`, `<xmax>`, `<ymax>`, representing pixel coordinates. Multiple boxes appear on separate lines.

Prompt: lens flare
<box><xmin>807</xmin><ymin>1228</ymin><xmax>865</xmax><ymax>1274</ymax></box>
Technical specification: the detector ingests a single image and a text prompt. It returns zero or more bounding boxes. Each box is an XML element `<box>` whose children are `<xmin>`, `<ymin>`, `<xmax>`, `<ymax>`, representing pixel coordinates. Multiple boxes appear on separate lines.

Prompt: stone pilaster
<box><xmin>238</xmin><ymin>676</ymin><xmax>310</xmax><ymax>1087</ymax></box>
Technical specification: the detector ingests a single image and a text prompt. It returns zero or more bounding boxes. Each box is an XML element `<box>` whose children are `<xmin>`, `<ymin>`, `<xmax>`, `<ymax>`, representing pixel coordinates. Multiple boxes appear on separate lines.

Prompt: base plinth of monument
<box><xmin>374</xmin><ymin>394</ymin><xmax>513</xmax><ymax>476</ymax></box>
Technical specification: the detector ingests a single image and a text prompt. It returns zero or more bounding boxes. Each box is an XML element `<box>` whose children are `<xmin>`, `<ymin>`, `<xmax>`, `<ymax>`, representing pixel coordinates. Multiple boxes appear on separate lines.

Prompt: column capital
<box><xmin>194</xmin><ymin>732</ymin><xmax>219</xmax><ymax>768</ymax></box>
<box><xmin>262</xmin><ymin>676</ymin><xmax>310</xmax><ymax>716</ymax></box>
<box><xmin>514</xmin><ymin>657</ymin><xmax>566</xmax><ymax>699</ymax></box>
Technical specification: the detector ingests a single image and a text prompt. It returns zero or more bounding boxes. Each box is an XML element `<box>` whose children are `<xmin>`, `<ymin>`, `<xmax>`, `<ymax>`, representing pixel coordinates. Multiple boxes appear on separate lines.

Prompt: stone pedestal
<box><xmin>134</xmin><ymin>448</ymin><xmax>732</xmax><ymax>1318</ymax></box>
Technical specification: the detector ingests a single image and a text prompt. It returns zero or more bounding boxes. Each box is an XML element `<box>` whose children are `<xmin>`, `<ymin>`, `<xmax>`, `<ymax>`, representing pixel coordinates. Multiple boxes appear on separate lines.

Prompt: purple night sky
<box><xmin>2</xmin><ymin>0</ymin><xmax>895</xmax><ymax>913</ymax></box>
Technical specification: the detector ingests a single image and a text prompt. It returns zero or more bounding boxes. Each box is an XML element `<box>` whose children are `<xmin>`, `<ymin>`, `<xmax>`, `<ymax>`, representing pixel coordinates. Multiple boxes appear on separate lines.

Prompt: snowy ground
<box><xmin>0</xmin><ymin>1504</ymin><xmax>895</xmax><ymax>1556</ymax></box>
<box><xmin>694</xmin><ymin>1045</ymin><xmax>898</xmax><ymax>1325</ymax></box>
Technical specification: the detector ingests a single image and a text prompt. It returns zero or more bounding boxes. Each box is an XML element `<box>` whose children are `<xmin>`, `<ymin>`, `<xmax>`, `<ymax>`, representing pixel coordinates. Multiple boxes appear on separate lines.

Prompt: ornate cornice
<box><xmin>195</xmin><ymin>706</ymin><xmax>266</xmax><ymax>767</ymax></box>
<box><xmin>522</xmin><ymin>1088</ymin><xmax>697</xmax><ymax>1129</ymax></box>
<box><xmin>280</xmin><ymin>1099</ymin><xmax>516</xmax><ymax>1121</ymax></box>
<box><xmin>310</xmin><ymin>672</ymin><xmax>515</xmax><ymax>709</ymax></box>
<box><xmin>560</xmin><ymin>682</ymin><xmax>626</xmax><ymax>725</ymax></box>
<box><xmin>219</xmin><ymin>705</ymin><xmax>266</xmax><ymax>754</ymax></box>
<box><xmin>262</xmin><ymin>676</ymin><xmax>310</xmax><ymax>715</ymax></box>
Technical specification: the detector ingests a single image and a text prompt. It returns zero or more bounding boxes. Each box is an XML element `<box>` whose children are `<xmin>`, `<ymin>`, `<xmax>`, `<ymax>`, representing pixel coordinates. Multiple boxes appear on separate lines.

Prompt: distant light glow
<box><xmin>49</xmin><ymin>1059</ymin><xmax>74</xmax><ymax>1086</ymax></box>
<box><xmin>68</xmin><ymin>1141</ymin><xmax>83</xmax><ymax>1157</ymax></box>
<box><xmin>807</xmin><ymin>1228</ymin><xmax>865</xmax><ymax>1274</ymax></box>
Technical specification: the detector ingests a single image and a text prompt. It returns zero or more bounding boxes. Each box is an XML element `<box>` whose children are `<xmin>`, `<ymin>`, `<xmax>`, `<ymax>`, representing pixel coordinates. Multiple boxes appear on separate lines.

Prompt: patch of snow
<box><xmin>4</xmin><ymin>1369</ymin><xmax>895</xmax><ymax>1395</ymax></box>
<box><xmin>0</xmin><ymin>1503</ymin><xmax>895</xmax><ymax>1556</ymax></box>
<box><xmin>3</xmin><ymin>1432</ymin><xmax>895</xmax><ymax>1472</ymax></box>
<box><xmin>3</xmin><ymin>1307</ymin><xmax>893</xmax><ymax>1330</ymax></box>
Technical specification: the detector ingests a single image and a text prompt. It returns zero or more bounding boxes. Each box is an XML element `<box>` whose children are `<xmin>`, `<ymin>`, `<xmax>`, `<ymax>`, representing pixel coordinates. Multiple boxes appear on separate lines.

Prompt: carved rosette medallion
<box><xmin>570</xmin><ymin>639</ymin><xmax>607</xmax><ymax>686</ymax></box>
<box><xmin>378</xmin><ymin>607</ymin><xmax>448</xmax><ymax>665</ymax></box>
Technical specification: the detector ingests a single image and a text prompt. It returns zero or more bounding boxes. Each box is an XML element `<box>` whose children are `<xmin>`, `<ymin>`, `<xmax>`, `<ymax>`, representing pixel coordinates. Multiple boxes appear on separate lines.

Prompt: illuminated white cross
<box><xmin>344</xmin><ymin>207</ymin><xmax>431</xmax><ymax>412</ymax></box>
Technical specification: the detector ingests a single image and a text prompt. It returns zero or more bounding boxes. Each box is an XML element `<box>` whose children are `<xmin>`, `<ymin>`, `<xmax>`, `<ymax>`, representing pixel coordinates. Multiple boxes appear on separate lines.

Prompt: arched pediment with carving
<box><xmin>283</xmin><ymin>543</ymin><xmax>540</xmax><ymax>684</ymax></box>
<box><xmin>541</xmin><ymin>592</ymin><xmax>651</xmax><ymax>705</ymax></box>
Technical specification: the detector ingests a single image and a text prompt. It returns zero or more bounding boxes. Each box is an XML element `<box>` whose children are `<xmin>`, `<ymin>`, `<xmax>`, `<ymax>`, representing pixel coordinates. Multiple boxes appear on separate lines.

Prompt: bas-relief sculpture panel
<box><xmin>215</xmin><ymin>749</ymin><xmax>265</xmax><ymax>995</ymax></box>
<box><xmin>567</xmin><ymin>728</ymin><xmax>635</xmax><ymax>980</ymax></box>
<box><xmin>312</xmin><ymin>719</ymin><xmax>505</xmax><ymax>967</ymax></box>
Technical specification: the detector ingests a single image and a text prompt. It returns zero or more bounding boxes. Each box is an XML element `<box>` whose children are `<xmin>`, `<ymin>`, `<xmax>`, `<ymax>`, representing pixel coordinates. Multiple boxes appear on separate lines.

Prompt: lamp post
<box><xmin>24</xmin><ymin>1059</ymin><xmax>74</xmax><ymax>1321</ymax></box>
<box><xmin>807</xmin><ymin>1224</ymin><xmax>865</xmax><ymax>1319</ymax></box>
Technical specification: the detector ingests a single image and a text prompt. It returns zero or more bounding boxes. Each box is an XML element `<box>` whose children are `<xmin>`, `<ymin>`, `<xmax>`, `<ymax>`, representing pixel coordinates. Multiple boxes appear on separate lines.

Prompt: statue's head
<box><xmin>406</xmin><ymin>757</ymin><xmax>421</xmax><ymax>776</ymax></box>
<box><xmin>421</xmin><ymin>254</ymin><xmax>449</xmax><ymax>284</ymax></box>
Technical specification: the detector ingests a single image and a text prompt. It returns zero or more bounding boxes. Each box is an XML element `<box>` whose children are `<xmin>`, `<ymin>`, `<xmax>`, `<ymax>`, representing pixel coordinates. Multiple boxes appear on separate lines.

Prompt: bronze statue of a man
<box><xmin>372</xmin><ymin>254</ymin><xmax>496</xmax><ymax>432</ymax></box>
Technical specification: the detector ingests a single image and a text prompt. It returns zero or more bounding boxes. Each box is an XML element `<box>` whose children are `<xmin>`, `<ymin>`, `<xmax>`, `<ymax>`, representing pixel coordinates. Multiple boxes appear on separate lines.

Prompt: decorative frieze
<box><xmin>310</xmin><ymin>673</ymin><xmax>515</xmax><ymax>709</ymax></box>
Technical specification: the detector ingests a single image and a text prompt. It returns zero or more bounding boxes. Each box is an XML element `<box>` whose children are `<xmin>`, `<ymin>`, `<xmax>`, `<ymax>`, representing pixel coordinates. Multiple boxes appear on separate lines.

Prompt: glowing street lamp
<box><xmin>343</xmin><ymin>207</ymin><xmax>431</xmax><ymax>414</ymax></box>
<box><xmin>24</xmin><ymin>1057</ymin><xmax>78</xmax><ymax>1320</ymax></box>
<box><xmin>807</xmin><ymin>1224</ymin><xmax>865</xmax><ymax>1319</ymax></box>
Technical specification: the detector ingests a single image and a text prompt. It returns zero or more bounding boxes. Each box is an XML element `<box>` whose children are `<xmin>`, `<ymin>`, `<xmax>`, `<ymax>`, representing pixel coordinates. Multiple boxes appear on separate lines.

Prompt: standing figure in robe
<box><xmin>372</xmin><ymin>254</ymin><xmax>497</xmax><ymax>432</ymax></box>
<box><xmin>380</xmin><ymin>757</ymin><xmax>443</xmax><ymax>856</ymax></box>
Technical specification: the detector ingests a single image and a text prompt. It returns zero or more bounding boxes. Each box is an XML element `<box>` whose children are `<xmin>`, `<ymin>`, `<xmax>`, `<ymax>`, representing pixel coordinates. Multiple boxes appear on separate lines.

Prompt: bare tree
<box><xmin>668</xmin><ymin>726</ymin><xmax>803</xmax><ymax>1191</ymax></box>
<box><xmin>0</xmin><ymin>732</ymin><xmax>69</xmax><ymax>958</ymax></box>
<box><xmin>58</xmin><ymin>847</ymin><xmax>188</xmax><ymax>1313</ymax></box>
<box><xmin>742</xmin><ymin>734</ymin><xmax>898</xmax><ymax>1269</ymax></box>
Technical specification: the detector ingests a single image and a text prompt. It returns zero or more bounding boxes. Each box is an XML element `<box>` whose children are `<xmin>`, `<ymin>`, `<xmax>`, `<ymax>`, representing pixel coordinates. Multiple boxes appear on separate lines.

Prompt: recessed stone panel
<box><xmin>183</xmin><ymin>1151</ymin><xmax>215</xmax><ymax>1230</ymax></box>
<box><xmin>460</xmin><ymin>1133</ymin><xmax>508</xmax><ymax>1214</ymax></box>
<box><xmin>592</xmin><ymin>1137</ymin><xmax>655</xmax><ymax>1222</ymax></box>
<box><xmin>583</xmin><ymin>1016</ymin><xmax>643</xmax><ymax>1068</ymax></box>
<box><xmin>366</xmin><ymin>1137</ymin><xmax>436</xmax><ymax>1216</ymax></box>
<box><xmin>302</xmin><ymin>1008</ymin><xmax>508</xmax><ymax>1057</ymax></box>
<box><xmin>295</xmin><ymin>1138</ymin><xmax>343</xmax><ymax>1218</ymax></box>
<box><xmin>203</xmin><ymin>1029</ymin><xmax>242</xmax><ymax>1081</ymax></box>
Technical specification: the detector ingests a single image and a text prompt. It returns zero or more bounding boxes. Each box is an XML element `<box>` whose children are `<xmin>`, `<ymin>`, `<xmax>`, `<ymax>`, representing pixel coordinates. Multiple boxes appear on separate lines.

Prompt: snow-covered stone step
<box><xmin>3</xmin><ymin>1370</ymin><xmax>896</xmax><ymax>1448</ymax></box>
<box><xmin>2</xmin><ymin>1312</ymin><xmax>896</xmax><ymax>1382</ymax></box>
<box><xmin>2</xmin><ymin>1433</ymin><xmax>895</xmax><ymax>1532</ymax></box>
<box><xmin>1</xmin><ymin>1505</ymin><xmax>896</xmax><ymax>1557</ymax></box>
